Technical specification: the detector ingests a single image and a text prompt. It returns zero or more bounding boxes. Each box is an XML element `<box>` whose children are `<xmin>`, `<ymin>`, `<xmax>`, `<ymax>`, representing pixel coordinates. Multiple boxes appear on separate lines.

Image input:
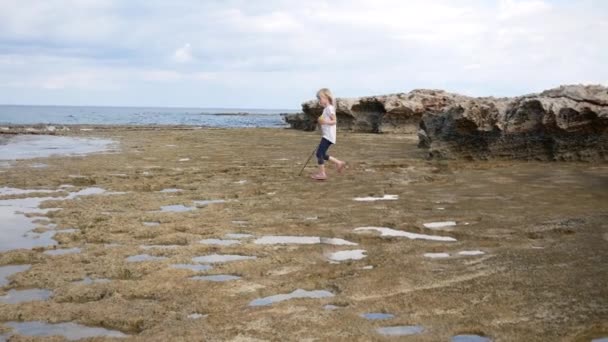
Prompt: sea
<box><xmin>0</xmin><ymin>105</ymin><xmax>299</xmax><ymax>128</ymax></box>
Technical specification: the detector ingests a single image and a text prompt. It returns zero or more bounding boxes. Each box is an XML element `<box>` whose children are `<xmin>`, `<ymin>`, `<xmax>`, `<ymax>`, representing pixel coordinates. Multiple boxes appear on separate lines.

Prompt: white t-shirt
<box><xmin>320</xmin><ymin>105</ymin><xmax>337</xmax><ymax>144</ymax></box>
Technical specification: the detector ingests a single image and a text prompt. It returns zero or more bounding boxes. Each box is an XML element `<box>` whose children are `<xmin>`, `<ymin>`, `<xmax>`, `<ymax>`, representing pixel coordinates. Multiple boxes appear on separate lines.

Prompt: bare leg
<box><xmin>318</xmin><ymin>164</ymin><xmax>326</xmax><ymax>176</ymax></box>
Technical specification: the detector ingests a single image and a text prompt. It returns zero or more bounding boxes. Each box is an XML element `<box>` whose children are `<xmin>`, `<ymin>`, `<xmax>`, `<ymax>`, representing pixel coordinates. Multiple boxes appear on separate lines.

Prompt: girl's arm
<box><xmin>320</xmin><ymin>114</ymin><xmax>337</xmax><ymax>125</ymax></box>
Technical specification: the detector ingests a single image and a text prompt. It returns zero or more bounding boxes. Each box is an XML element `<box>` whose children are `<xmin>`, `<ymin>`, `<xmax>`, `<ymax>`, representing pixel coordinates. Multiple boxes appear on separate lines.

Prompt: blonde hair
<box><xmin>316</xmin><ymin>88</ymin><xmax>334</xmax><ymax>106</ymax></box>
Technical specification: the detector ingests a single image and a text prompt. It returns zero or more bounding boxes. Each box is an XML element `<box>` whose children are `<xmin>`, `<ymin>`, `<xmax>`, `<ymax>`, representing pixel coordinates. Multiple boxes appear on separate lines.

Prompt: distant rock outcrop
<box><xmin>285</xmin><ymin>85</ymin><xmax>608</xmax><ymax>161</ymax></box>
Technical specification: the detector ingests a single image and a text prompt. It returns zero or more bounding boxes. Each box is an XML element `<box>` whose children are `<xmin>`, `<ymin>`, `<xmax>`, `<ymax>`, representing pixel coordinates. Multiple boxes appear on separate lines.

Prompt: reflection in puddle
<box><xmin>225</xmin><ymin>233</ymin><xmax>253</xmax><ymax>239</ymax></box>
<box><xmin>423</xmin><ymin>221</ymin><xmax>457</xmax><ymax>230</ymax></box>
<box><xmin>170</xmin><ymin>264</ymin><xmax>212</xmax><ymax>272</ymax></box>
<box><xmin>125</xmin><ymin>254</ymin><xmax>168</xmax><ymax>262</ymax></box>
<box><xmin>143</xmin><ymin>221</ymin><xmax>160</xmax><ymax>227</ymax></box>
<box><xmin>355</xmin><ymin>227</ymin><xmax>456</xmax><ymax>242</ymax></box>
<box><xmin>74</xmin><ymin>277</ymin><xmax>111</xmax><ymax>285</ymax></box>
<box><xmin>353</xmin><ymin>195</ymin><xmax>398</xmax><ymax>202</ymax></box>
<box><xmin>0</xmin><ymin>187</ymin><xmax>115</xmax><ymax>252</ymax></box>
<box><xmin>199</xmin><ymin>239</ymin><xmax>241</xmax><ymax>246</ymax></box>
<box><xmin>3</xmin><ymin>321</ymin><xmax>127</xmax><ymax>340</ymax></box>
<box><xmin>0</xmin><ymin>135</ymin><xmax>115</xmax><ymax>160</ymax></box>
<box><xmin>249</xmin><ymin>289</ymin><xmax>334</xmax><ymax>307</ymax></box>
<box><xmin>140</xmin><ymin>245</ymin><xmax>181</xmax><ymax>250</ymax></box>
<box><xmin>0</xmin><ymin>289</ymin><xmax>53</xmax><ymax>304</ymax></box>
<box><xmin>194</xmin><ymin>199</ymin><xmax>227</xmax><ymax>206</ymax></box>
<box><xmin>187</xmin><ymin>313</ymin><xmax>207</xmax><ymax>319</ymax></box>
<box><xmin>254</xmin><ymin>236</ymin><xmax>357</xmax><ymax>246</ymax></box>
<box><xmin>328</xmin><ymin>250</ymin><xmax>367</xmax><ymax>262</ymax></box>
<box><xmin>376</xmin><ymin>325</ymin><xmax>424</xmax><ymax>336</ymax></box>
<box><xmin>192</xmin><ymin>254</ymin><xmax>256</xmax><ymax>263</ymax></box>
<box><xmin>451</xmin><ymin>334</ymin><xmax>492</xmax><ymax>342</ymax></box>
<box><xmin>458</xmin><ymin>250</ymin><xmax>485</xmax><ymax>256</ymax></box>
<box><xmin>190</xmin><ymin>275</ymin><xmax>241</xmax><ymax>282</ymax></box>
<box><xmin>159</xmin><ymin>204</ymin><xmax>196</xmax><ymax>212</ymax></box>
<box><xmin>424</xmin><ymin>253</ymin><xmax>450</xmax><ymax>259</ymax></box>
<box><xmin>0</xmin><ymin>265</ymin><xmax>31</xmax><ymax>287</ymax></box>
<box><xmin>43</xmin><ymin>247</ymin><xmax>81</xmax><ymax>256</ymax></box>
<box><xmin>159</xmin><ymin>188</ymin><xmax>182</xmax><ymax>193</ymax></box>
<box><xmin>361</xmin><ymin>313</ymin><xmax>395</xmax><ymax>320</ymax></box>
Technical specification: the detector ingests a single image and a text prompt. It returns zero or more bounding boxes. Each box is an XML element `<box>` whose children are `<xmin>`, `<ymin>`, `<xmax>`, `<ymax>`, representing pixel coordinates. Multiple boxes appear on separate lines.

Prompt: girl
<box><xmin>311</xmin><ymin>88</ymin><xmax>346</xmax><ymax>180</ymax></box>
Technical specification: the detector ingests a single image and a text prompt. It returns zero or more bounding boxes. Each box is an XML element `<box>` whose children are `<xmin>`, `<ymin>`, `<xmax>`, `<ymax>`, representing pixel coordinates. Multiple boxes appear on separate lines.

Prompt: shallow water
<box><xmin>224</xmin><ymin>233</ymin><xmax>253</xmax><ymax>239</ymax></box>
<box><xmin>140</xmin><ymin>245</ymin><xmax>181</xmax><ymax>250</ymax></box>
<box><xmin>3</xmin><ymin>321</ymin><xmax>127</xmax><ymax>340</ymax></box>
<box><xmin>143</xmin><ymin>221</ymin><xmax>161</xmax><ymax>227</ymax></box>
<box><xmin>0</xmin><ymin>135</ymin><xmax>115</xmax><ymax>160</ymax></box>
<box><xmin>423</xmin><ymin>221</ymin><xmax>457</xmax><ymax>229</ymax></box>
<box><xmin>0</xmin><ymin>289</ymin><xmax>53</xmax><ymax>304</ymax></box>
<box><xmin>458</xmin><ymin>250</ymin><xmax>485</xmax><ymax>256</ymax></box>
<box><xmin>125</xmin><ymin>254</ymin><xmax>168</xmax><ymax>262</ymax></box>
<box><xmin>353</xmin><ymin>194</ymin><xmax>399</xmax><ymax>202</ymax></box>
<box><xmin>254</xmin><ymin>236</ymin><xmax>357</xmax><ymax>246</ymax></box>
<box><xmin>192</xmin><ymin>254</ymin><xmax>256</xmax><ymax>263</ymax></box>
<box><xmin>355</xmin><ymin>227</ymin><xmax>457</xmax><ymax>242</ymax></box>
<box><xmin>451</xmin><ymin>334</ymin><xmax>492</xmax><ymax>342</ymax></box>
<box><xmin>424</xmin><ymin>252</ymin><xmax>451</xmax><ymax>259</ymax></box>
<box><xmin>328</xmin><ymin>250</ymin><xmax>367</xmax><ymax>262</ymax></box>
<box><xmin>199</xmin><ymin>239</ymin><xmax>241</xmax><ymax>246</ymax></box>
<box><xmin>0</xmin><ymin>187</ymin><xmax>110</xmax><ymax>252</ymax></box>
<box><xmin>249</xmin><ymin>289</ymin><xmax>334</xmax><ymax>307</ymax></box>
<box><xmin>171</xmin><ymin>264</ymin><xmax>213</xmax><ymax>272</ymax></box>
<box><xmin>159</xmin><ymin>204</ymin><xmax>196</xmax><ymax>212</ymax></box>
<box><xmin>376</xmin><ymin>325</ymin><xmax>425</xmax><ymax>336</ymax></box>
<box><xmin>43</xmin><ymin>247</ymin><xmax>82</xmax><ymax>256</ymax></box>
<box><xmin>193</xmin><ymin>199</ymin><xmax>227</xmax><ymax>206</ymax></box>
<box><xmin>159</xmin><ymin>188</ymin><xmax>183</xmax><ymax>193</ymax></box>
<box><xmin>361</xmin><ymin>313</ymin><xmax>395</xmax><ymax>320</ymax></box>
<box><xmin>74</xmin><ymin>277</ymin><xmax>111</xmax><ymax>285</ymax></box>
<box><xmin>0</xmin><ymin>265</ymin><xmax>31</xmax><ymax>287</ymax></box>
<box><xmin>190</xmin><ymin>275</ymin><xmax>241</xmax><ymax>282</ymax></box>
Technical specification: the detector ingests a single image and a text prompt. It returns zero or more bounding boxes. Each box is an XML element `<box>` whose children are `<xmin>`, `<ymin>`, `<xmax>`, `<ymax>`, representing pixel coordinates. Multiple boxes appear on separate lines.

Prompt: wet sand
<box><xmin>0</xmin><ymin>126</ymin><xmax>607</xmax><ymax>341</ymax></box>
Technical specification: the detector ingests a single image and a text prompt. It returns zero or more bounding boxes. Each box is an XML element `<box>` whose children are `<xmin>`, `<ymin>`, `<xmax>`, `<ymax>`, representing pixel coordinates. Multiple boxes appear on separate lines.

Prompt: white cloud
<box><xmin>0</xmin><ymin>0</ymin><xmax>607</xmax><ymax>107</ymax></box>
<box><xmin>172</xmin><ymin>43</ymin><xmax>194</xmax><ymax>63</ymax></box>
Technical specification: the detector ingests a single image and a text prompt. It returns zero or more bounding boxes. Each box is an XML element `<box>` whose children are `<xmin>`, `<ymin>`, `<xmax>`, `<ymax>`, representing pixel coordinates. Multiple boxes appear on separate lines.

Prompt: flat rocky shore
<box><xmin>0</xmin><ymin>126</ymin><xmax>607</xmax><ymax>341</ymax></box>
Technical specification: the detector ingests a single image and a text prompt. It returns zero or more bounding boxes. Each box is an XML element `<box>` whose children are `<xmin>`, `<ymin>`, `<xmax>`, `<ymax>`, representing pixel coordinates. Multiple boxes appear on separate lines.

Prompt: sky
<box><xmin>0</xmin><ymin>0</ymin><xmax>607</xmax><ymax>109</ymax></box>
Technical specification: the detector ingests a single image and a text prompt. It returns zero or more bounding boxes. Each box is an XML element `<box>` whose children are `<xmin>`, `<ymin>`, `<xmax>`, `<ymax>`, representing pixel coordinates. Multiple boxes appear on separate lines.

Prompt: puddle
<box><xmin>159</xmin><ymin>188</ymin><xmax>182</xmax><ymax>193</ymax></box>
<box><xmin>143</xmin><ymin>221</ymin><xmax>160</xmax><ymax>227</ymax></box>
<box><xmin>328</xmin><ymin>250</ymin><xmax>367</xmax><ymax>262</ymax></box>
<box><xmin>0</xmin><ymin>289</ymin><xmax>53</xmax><ymax>304</ymax></box>
<box><xmin>43</xmin><ymin>247</ymin><xmax>82</xmax><ymax>256</ymax></box>
<box><xmin>29</xmin><ymin>163</ymin><xmax>49</xmax><ymax>168</ymax></box>
<box><xmin>458</xmin><ymin>250</ymin><xmax>485</xmax><ymax>256</ymax></box>
<box><xmin>424</xmin><ymin>253</ymin><xmax>450</xmax><ymax>259</ymax></box>
<box><xmin>199</xmin><ymin>239</ymin><xmax>241</xmax><ymax>246</ymax></box>
<box><xmin>192</xmin><ymin>254</ymin><xmax>256</xmax><ymax>263</ymax></box>
<box><xmin>3</xmin><ymin>321</ymin><xmax>127</xmax><ymax>340</ymax></box>
<box><xmin>0</xmin><ymin>265</ymin><xmax>31</xmax><ymax>287</ymax></box>
<box><xmin>376</xmin><ymin>325</ymin><xmax>424</xmax><ymax>336</ymax></box>
<box><xmin>423</xmin><ymin>221</ymin><xmax>457</xmax><ymax>230</ymax></box>
<box><xmin>324</xmin><ymin>304</ymin><xmax>342</xmax><ymax>310</ymax></box>
<box><xmin>355</xmin><ymin>227</ymin><xmax>457</xmax><ymax>242</ymax></box>
<box><xmin>592</xmin><ymin>338</ymin><xmax>608</xmax><ymax>342</ymax></box>
<box><xmin>451</xmin><ymin>334</ymin><xmax>492</xmax><ymax>342</ymax></box>
<box><xmin>224</xmin><ymin>233</ymin><xmax>253</xmax><ymax>239</ymax></box>
<box><xmin>353</xmin><ymin>194</ymin><xmax>399</xmax><ymax>202</ymax></box>
<box><xmin>0</xmin><ymin>135</ymin><xmax>115</xmax><ymax>161</ymax></box>
<box><xmin>254</xmin><ymin>236</ymin><xmax>357</xmax><ymax>246</ymax></box>
<box><xmin>55</xmin><ymin>228</ymin><xmax>77</xmax><ymax>234</ymax></box>
<box><xmin>187</xmin><ymin>313</ymin><xmax>207</xmax><ymax>319</ymax></box>
<box><xmin>159</xmin><ymin>204</ymin><xmax>196</xmax><ymax>212</ymax></box>
<box><xmin>73</xmin><ymin>277</ymin><xmax>111</xmax><ymax>285</ymax></box>
<box><xmin>361</xmin><ymin>313</ymin><xmax>395</xmax><ymax>320</ymax></box>
<box><xmin>179</xmin><ymin>158</ymin><xmax>190</xmax><ymax>162</ymax></box>
<box><xmin>190</xmin><ymin>275</ymin><xmax>241</xmax><ymax>282</ymax></box>
<box><xmin>0</xmin><ymin>187</ymin><xmax>57</xmax><ymax>196</ymax></box>
<box><xmin>170</xmin><ymin>264</ymin><xmax>213</xmax><ymax>272</ymax></box>
<box><xmin>249</xmin><ymin>289</ymin><xmax>334</xmax><ymax>307</ymax></box>
<box><xmin>235</xmin><ymin>180</ymin><xmax>247</xmax><ymax>184</ymax></box>
<box><xmin>125</xmin><ymin>254</ymin><xmax>168</xmax><ymax>262</ymax></box>
<box><xmin>194</xmin><ymin>199</ymin><xmax>227</xmax><ymax>206</ymax></box>
<box><xmin>140</xmin><ymin>245</ymin><xmax>181</xmax><ymax>250</ymax></box>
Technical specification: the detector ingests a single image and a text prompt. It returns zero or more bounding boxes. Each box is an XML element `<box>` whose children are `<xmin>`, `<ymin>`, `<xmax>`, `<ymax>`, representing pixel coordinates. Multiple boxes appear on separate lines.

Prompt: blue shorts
<box><xmin>316</xmin><ymin>138</ymin><xmax>333</xmax><ymax>165</ymax></box>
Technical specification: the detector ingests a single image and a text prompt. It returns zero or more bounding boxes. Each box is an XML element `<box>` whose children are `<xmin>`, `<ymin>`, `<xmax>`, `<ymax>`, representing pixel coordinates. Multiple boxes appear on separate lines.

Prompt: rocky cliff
<box><xmin>285</xmin><ymin>85</ymin><xmax>608</xmax><ymax>161</ymax></box>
